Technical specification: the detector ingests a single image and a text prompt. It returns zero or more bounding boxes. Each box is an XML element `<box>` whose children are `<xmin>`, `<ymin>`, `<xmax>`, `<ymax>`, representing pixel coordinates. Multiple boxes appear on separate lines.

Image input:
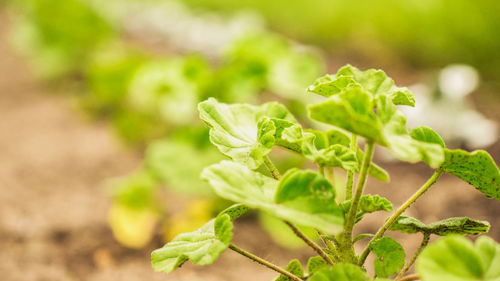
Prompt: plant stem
<box><xmin>396</xmin><ymin>232</ymin><xmax>430</xmax><ymax>280</ymax></box>
<box><xmin>345</xmin><ymin>135</ymin><xmax>357</xmax><ymax>201</ymax></box>
<box><xmin>326</xmin><ymin>166</ymin><xmax>335</xmax><ymax>190</ymax></box>
<box><xmin>358</xmin><ymin>170</ymin><xmax>443</xmax><ymax>265</ymax></box>
<box><xmin>398</xmin><ymin>273</ymin><xmax>420</xmax><ymax>281</ymax></box>
<box><xmin>319</xmin><ymin>164</ymin><xmax>325</xmax><ymax>176</ymax></box>
<box><xmin>263</xmin><ymin>156</ymin><xmax>281</xmax><ymax>180</ymax></box>
<box><xmin>343</xmin><ymin>141</ymin><xmax>374</xmax><ymax>246</ymax></box>
<box><xmin>229</xmin><ymin>244</ymin><xmax>304</xmax><ymax>281</ymax></box>
<box><xmin>285</xmin><ymin>221</ymin><xmax>334</xmax><ymax>265</ymax></box>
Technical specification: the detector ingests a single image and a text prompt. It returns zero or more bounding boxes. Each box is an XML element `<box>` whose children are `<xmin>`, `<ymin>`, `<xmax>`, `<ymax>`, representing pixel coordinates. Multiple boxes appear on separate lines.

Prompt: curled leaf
<box><xmin>198</xmin><ymin>98</ymin><xmax>295</xmax><ymax>169</ymax></box>
<box><xmin>389</xmin><ymin>216</ymin><xmax>490</xmax><ymax>236</ymax></box>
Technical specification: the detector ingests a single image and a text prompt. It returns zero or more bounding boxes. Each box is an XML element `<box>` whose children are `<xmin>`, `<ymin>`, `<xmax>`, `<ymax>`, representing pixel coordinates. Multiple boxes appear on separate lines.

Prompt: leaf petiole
<box><xmin>396</xmin><ymin>232</ymin><xmax>430</xmax><ymax>280</ymax></box>
<box><xmin>359</xmin><ymin>170</ymin><xmax>443</xmax><ymax>265</ymax></box>
<box><xmin>345</xmin><ymin>135</ymin><xmax>357</xmax><ymax>201</ymax></box>
<box><xmin>228</xmin><ymin>244</ymin><xmax>304</xmax><ymax>281</ymax></box>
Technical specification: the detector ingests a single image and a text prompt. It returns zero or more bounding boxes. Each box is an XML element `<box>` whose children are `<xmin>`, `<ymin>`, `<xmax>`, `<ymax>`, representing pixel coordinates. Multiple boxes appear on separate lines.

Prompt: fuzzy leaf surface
<box><xmin>307</xmin><ymin>65</ymin><xmax>415</xmax><ymax>106</ymax></box>
<box><xmin>369</xmin><ymin>237</ymin><xmax>405</xmax><ymax>278</ymax></box>
<box><xmin>307</xmin><ymin>256</ymin><xmax>328</xmax><ymax>276</ymax></box>
<box><xmin>307</xmin><ymin>263</ymin><xmax>370</xmax><ymax>281</ymax></box>
<box><xmin>274</xmin><ymin>259</ymin><xmax>305</xmax><ymax>281</ymax></box>
<box><xmin>202</xmin><ymin>161</ymin><xmax>344</xmax><ymax>233</ymax></box>
<box><xmin>441</xmin><ymin>149</ymin><xmax>500</xmax><ymax>201</ymax></box>
<box><xmin>417</xmin><ymin>236</ymin><xmax>500</xmax><ymax>281</ymax></box>
<box><xmin>389</xmin><ymin>216</ymin><xmax>490</xmax><ymax>236</ymax></box>
<box><xmin>198</xmin><ymin>98</ymin><xmax>295</xmax><ymax>169</ymax></box>
<box><xmin>341</xmin><ymin>195</ymin><xmax>392</xmax><ymax>222</ymax></box>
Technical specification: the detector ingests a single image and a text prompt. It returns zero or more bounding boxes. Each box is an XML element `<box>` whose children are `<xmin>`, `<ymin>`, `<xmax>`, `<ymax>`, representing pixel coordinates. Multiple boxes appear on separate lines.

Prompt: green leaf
<box><xmin>409</xmin><ymin>126</ymin><xmax>445</xmax><ymax>148</ymax></box>
<box><xmin>198</xmin><ymin>98</ymin><xmax>295</xmax><ymax>169</ymax></box>
<box><xmin>308</xmin><ymin>86</ymin><xmax>384</xmax><ymax>143</ymax></box>
<box><xmin>377</xmin><ymin>95</ymin><xmax>444</xmax><ymax>168</ymax></box>
<box><xmin>417</xmin><ymin>236</ymin><xmax>500</xmax><ymax>281</ymax></box>
<box><xmin>369</xmin><ymin>237</ymin><xmax>405</xmax><ymax>278</ymax></box>
<box><xmin>440</xmin><ymin>149</ymin><xmax>500</xmax><ymax>201</ymax></box>
<box><xmin>302</xmin><ymin>139</ymin><xmax>359</xmax><ymax>170</ymax></box>
<box><xmin>202</xmin><ymin>161</ymin><xmax>344</xmax><ymax>233</ymax></box>
<box><xmin>389</xmin><ymin>216</ymin><xmax>490</xmax><ymax>236</ymax></box>
<box><xmin>151</xmin><ymin>213</ymin><xmax>233</xmax><ymax>273</ymax></box>
<box><xmin>353</xmin><ymin>233</ymin><xmax>374</xmax><ymax>244</ymax></box>
<box><xmin>340</xmin><ymin>195</ymin><xmax>392</xmax><ymax>223</ymax></box>
<box><xmin>307</xmin><ymin>65</ymin><xmax>415</xmax><ymax>107</ymax></box>
<box><xmin>309</xmin><ymin>70</ymin><xmax>443</xmax><ymax>168</ymax></box>
<box><xmin>275</xmin><ymin>259</ymin><xmax>305</xmax><ymax>281</ymax></box>
<box><xmin>308</xmin><ymin>263</ymin><xmax>370</xmax><ymax>281</ymax></box>
<box><xmin>307</xmin><ymin>256</ymin><xmax>328</xmax><ymax>276</ymax></box>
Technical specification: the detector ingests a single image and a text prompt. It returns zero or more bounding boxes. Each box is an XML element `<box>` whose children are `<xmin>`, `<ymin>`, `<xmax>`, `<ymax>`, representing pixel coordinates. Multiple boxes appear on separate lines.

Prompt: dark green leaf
<box><xmin>369</xmin><ymin>237</ymin><xmax>405</xmax><ymax>278</ymax></box>
<box><xmin>275</xmin><ymin>259</ymin><xmax>304</xmax><ymax>281</ymax></box>
<box><xmin>389</xmin><ymin>216</ymin><xmax>490</xmax><ymax>236</ymax></box>
<box><xmin>441</xmin><ymin>149</ymin><xmax>500</xmax><ymax>201</ymax></box>
<box><xmin>307</xmin><ymin>256</ymin><xmax>328</xmax><ymax>276</ymax></box>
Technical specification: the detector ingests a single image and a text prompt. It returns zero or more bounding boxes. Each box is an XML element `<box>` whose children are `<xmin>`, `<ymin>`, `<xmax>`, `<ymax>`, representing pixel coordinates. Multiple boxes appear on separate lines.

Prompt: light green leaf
<box><xmin>441</xmin><ymin>149</ymin><xmax>500</xmax><ymax>201</ymax></box>
<box><xmin>409</xmin><ymin>126</ymin><xmax>445</xmax><ymax>148</ymax></box>
<box><xmin>302</xmin><ymin>140</ymin><xmax>358</xmax><ymax>170</ymax></box>
<box><xmin>198</xmin><ymin>98</ymin><xmax>295</xmax><ymax>169</ymax></box>
<box><xmin>341</xmin><ymin>195</ymin><xmax>392</xmax><ymax>223</ymax></box>
<box><xmin>257</xmin><ymin>117</ymin><xmax>306</xmax><ymax>153</ymax></box>
<box><xmin>307</xmin><ymin>256</ymin><xmax>328</xmax><ymax>276</ymax></box>
<box><xmin>275</xmin><ymin>259</ymin><xmax>305</xmax><ymax>281</ymax></box>
<box><xmin>377</xmin><ymin>95</ymin><xmax>444</xmax><ymax>168</ymax></box>
<box><xmin>325</xmin><ymin>129</ymin><xmax>351</xmax><ymax>147</ymax></box>
<box><xmin>309</xmin><ymin>68</ymin><xmax>443</xmax><ymax>168</ymax></box>
<box><xmin>308</xmin><ymin>86</ymin><xmax>384</xmax><ymax>143</ymax></box>
<box><xmin>389</xmin><ymin>216</ymin><xmax>490</xmax><ymax>236</ymax></box>
<box><xmin>202</xmin><ymin>161</ymin><xmax>344</xmax><ymax>233</ymax></box>
<box><xmin>417</xmin><ymin>236</ymin><xmax>500</xmax><ymax>281</ymax></box>
<box><xmin>151</xmin><ymin>213</ymin><xmax>232</xmax><ymax>273</ymax></box>
<box><xmin>308</xmin><ymin>263</ymin><xmax>370</xmax><ymax>281</ymax></box>
<box><xmin>308</xmin><ymin>65</ymin><xmax>415</xmax><ymax>106</ymax></box>
<box><xmin>369</xmin><ymin>237</ymin><xmax>405</xmax><ymax>278</ymax></box>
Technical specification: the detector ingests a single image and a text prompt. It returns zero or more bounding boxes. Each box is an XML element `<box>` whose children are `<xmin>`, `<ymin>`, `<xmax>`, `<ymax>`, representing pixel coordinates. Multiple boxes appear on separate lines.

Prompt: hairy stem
<box><xmin>359</xmin><ymin>170</ymin><xmax>443</xmax><ymax>265</ymax></box>
<box><xmin>263</xmin><ymin>156</ymin><xmax>281</xmax><ymax>180</ymax></box>
<box><xmin>345</xmin><ymin>135</ymin><xmax>357</xmax><ymax>200</ymax></box>
<box><xmin>286</xmin><ymin>222</ymin><xmax>334</xmax><ymax>265</ymax></box>
<box><xmin>398</xmin><ymin>273</ymin><xmax>420</xmax><ymax>281</ymax></box>
<box><xmin>343</xmin><ymin>141</ymin><xmax>374</xmax><ymax>246</ymax></box>
<box><xmin>396</xmin><ymin>232</ymin><xmax>430</xmax><ymax>280</ymax></box>
<box><xmin>229</xmin><ymin>244</ymin><xmax>304</xmax><ymax>281</ymax></box>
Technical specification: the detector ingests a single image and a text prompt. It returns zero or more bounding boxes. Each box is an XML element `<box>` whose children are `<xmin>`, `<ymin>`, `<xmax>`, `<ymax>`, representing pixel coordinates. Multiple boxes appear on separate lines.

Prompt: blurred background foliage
<box><xmin>4</xmin><ymin>0</ymin><xmax>499</xmax><ymax>250</ymax></box>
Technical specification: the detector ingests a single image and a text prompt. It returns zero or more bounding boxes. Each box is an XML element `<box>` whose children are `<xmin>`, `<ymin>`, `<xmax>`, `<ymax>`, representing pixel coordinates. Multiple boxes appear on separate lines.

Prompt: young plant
<box><xmin>152</xmin><ymin>65</ymin><xmax>500</xmax><ymax>281</ymax></box>
<box><xmin>152</xmin><ymin>65</ymin><xmax>499</xmax><ymax>280</ymax></box>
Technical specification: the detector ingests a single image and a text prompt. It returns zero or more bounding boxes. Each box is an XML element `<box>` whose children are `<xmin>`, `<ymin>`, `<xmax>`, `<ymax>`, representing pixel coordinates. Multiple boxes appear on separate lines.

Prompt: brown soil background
<box><xmin>1</xmin><ymin>11</ymin><xmax>499</xmax><ymax>281</ymax></box>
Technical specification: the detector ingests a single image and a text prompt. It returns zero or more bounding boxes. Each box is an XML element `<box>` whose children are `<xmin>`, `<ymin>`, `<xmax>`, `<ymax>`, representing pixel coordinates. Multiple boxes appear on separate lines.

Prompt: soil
<box><xmin>1</xmin><ymin>10</ymin><xmax>500</xmax><ymax>281</ymax></box>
